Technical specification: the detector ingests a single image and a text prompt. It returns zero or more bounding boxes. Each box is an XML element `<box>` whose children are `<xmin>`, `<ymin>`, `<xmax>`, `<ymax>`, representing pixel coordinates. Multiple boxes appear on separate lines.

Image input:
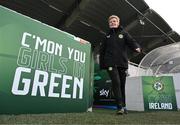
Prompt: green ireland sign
<box><xmin>0</xmin><ymin>6</ymin><xmax>93</xmax><ymax>114</ymax></box>
<box><xmin>142</xmin><ymin>76</ymin><xmax>177</xmax><ymax>111</ymax></box>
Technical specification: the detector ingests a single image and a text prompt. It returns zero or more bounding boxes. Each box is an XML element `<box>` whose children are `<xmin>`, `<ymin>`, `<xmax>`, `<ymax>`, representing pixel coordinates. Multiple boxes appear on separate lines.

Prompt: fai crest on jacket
<box><xmin>118</xmin><ymin>34</ymin><xmax>123</xmax><ymax>39</ymax></box>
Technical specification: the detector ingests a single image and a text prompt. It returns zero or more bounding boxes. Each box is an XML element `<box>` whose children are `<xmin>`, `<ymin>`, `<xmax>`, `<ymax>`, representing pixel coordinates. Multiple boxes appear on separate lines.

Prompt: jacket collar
<box><xmin>108</xmin><ymin>26</ymin><xmax>123</xmax><ymax>35</ymax></box>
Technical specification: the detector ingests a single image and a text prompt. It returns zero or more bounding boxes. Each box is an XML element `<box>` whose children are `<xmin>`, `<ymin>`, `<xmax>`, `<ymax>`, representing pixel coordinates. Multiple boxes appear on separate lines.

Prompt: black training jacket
<box><xmin>100</xmin><ymin>27</ymin><xmax>140</xmax><ymax>69</ymax></box>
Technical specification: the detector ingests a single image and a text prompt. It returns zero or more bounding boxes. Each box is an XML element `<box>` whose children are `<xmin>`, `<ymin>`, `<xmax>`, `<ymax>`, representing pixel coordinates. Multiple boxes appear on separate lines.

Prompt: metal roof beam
<box><xmin>58</xmin><ymin>0</ymin><xmax>90</xmax><ymax>29</ymax></box>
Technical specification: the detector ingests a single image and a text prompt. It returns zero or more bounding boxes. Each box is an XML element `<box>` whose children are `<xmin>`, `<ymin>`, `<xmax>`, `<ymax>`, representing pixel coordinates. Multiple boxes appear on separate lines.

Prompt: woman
<box><xmin>100</xmin><ymin>15</ymin><xmax>141</xmax><ymax>115</ymax></box>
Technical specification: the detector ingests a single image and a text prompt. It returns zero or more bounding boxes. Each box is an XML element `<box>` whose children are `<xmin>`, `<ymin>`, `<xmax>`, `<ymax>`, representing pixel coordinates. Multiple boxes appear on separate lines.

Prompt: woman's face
<box><xmin>109</xmin><ymin>18</ymin><xmax>120</xmax><ymax>28</ymax></box>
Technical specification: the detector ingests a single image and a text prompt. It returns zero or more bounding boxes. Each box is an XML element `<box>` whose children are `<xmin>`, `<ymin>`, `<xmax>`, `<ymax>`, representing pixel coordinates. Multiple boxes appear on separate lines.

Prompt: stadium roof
<box><xmin>1</xmin><ymin>0</ymin><xmax>180</xmax><ymax>64</ymax></box>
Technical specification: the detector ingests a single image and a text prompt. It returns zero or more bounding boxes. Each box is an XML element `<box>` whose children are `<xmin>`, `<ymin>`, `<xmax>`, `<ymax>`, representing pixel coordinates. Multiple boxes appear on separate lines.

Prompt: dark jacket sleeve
<box><xmin>99</xmin><ymin>38</ymin><xmax>107</xmax><ymax>69</ymax></box>
<box><xmin>124</xmin><ymin>31</ymin><xmax>141</xmax><ymax>52</ymax></box>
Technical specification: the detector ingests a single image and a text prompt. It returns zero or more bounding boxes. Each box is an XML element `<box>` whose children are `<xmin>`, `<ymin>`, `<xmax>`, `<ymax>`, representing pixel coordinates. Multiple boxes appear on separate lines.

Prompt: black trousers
<box><xmin>107</xmin><ymin>66</ymin><xmax>127</xmax><ymax>109</ymax></box>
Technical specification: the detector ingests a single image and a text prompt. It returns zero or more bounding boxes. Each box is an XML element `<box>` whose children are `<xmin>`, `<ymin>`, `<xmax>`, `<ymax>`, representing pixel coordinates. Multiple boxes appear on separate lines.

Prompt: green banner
<box><xmin>0</xmin><ymin>6</ymin><xmax>93</xmax><ymax>114</ymax></box>
<box><xmin>93</xmin><ymin>63</ymin><xmax>114</xmax><ymax>105</ymax></box>
<box><xmin>142</xmin><ymin>76</ymin><xmax>177</xmax><ymax>111</ymax></box>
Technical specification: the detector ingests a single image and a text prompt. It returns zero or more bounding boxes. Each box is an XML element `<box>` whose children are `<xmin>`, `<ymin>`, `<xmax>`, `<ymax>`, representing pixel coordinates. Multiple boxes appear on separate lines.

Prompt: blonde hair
<box><xmin>108</xmin><ymin>15</ymin><xmax>120</xmax><ymax>23</ymax></box>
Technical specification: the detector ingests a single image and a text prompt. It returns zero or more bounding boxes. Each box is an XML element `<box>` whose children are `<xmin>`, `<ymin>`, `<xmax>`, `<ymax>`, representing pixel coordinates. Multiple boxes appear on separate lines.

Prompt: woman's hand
<box><xmin>135</xmin><ymin>48</ymin><xmax>141</xmax><ymax>53</ymax></box>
